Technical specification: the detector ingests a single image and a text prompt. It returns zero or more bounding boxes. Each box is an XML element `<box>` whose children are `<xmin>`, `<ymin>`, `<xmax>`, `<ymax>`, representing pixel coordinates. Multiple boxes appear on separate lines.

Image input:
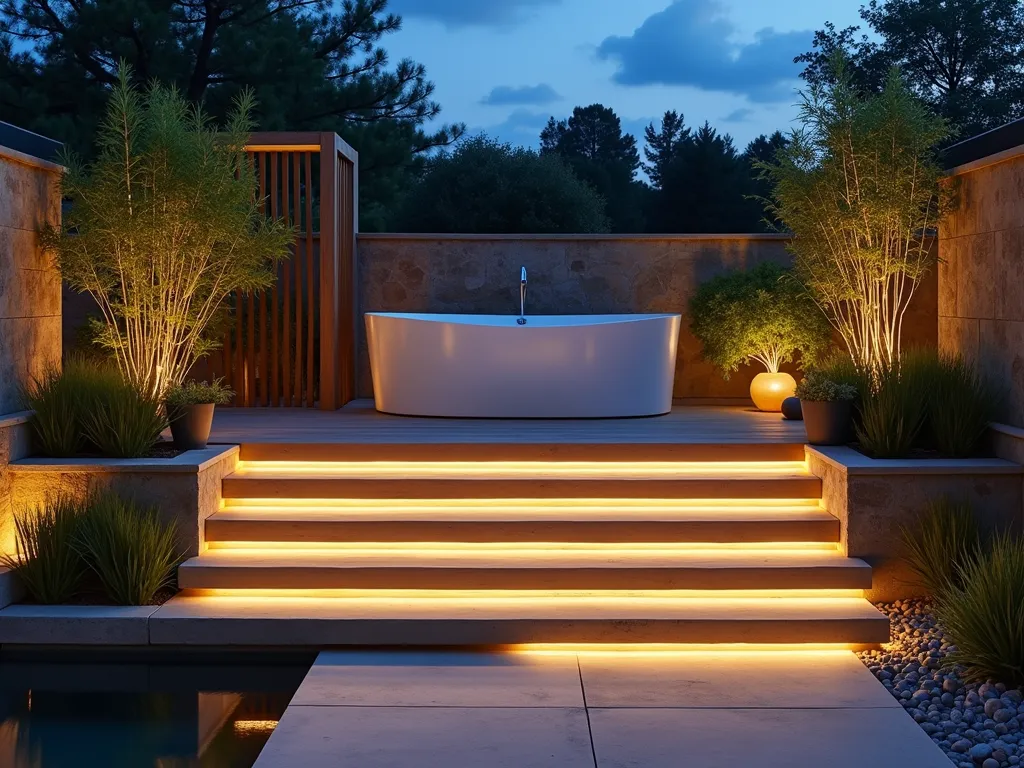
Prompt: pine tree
<box><xmin>642</xmin><ymin>110</ymin><xmax>690</xmax><ymax>190</ymax></box>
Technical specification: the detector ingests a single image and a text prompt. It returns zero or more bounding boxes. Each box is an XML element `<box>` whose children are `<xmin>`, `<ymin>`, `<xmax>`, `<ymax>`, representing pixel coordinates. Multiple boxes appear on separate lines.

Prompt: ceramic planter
<box><xmin>169</xmin><ymin>403</ymin><xmax>216</xmax><ymax>451</ymax></box>
<box><xmin>749</xmin><ymin>372</ymin><xmax>796</xmax><ymax>412</ymax></box>
<box><xmin>801</xmin><ymin>399</ymin><xmax>853</xmax><ymax>446</ymax></box>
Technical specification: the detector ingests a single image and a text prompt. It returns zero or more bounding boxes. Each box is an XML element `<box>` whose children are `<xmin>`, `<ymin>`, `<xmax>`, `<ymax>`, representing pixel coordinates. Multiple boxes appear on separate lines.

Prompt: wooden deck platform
<box><xmin>208</xmin><ymin>401</ymin><xmax>809</xmax><ymax>462</ymax></box>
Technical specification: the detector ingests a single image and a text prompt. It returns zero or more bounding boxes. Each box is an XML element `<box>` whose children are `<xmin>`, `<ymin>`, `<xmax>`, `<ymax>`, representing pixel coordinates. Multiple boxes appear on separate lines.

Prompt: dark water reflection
<box><xmin>0</xmin><ymin>653</ymin><xmax>313</xmax><ymax>768</ymax></box>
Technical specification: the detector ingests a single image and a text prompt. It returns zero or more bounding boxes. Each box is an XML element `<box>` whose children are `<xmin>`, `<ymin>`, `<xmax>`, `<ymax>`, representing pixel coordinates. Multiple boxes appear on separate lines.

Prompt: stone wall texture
<box><xmin>8</xmin><ymin>447</ymin><xmax>240</xmax><ymax>558</ymax></box>
<box><xmin>940</xmin><ymin>152</ymin><xmax>1024</xmax><ymax>427</ymax></box>
<box><xmin>0</xmin><ymin>146</ymin><xmax>62</xmax><ymax>415</ymax></box>
<box><xmin>0</xmin><ymin>412</ymin><xmax>31</xmax><ymax>555</ymax></box>
<box><xmin>357</xmin><ymin>234</ymin><xmax>938</xmax><ymax>402</ymax></box>
<box><xmin>808</xmin><ymin>447</ymin><xmax>1024</xmax><ymax>602</ymax></box>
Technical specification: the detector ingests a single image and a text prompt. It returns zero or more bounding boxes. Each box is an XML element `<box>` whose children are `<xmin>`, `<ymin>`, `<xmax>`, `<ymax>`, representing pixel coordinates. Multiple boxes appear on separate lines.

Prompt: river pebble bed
<box><xmin>858</xmin><ymin>599</ymin><xmax>1024</xmax><ymax>768</ymax></box>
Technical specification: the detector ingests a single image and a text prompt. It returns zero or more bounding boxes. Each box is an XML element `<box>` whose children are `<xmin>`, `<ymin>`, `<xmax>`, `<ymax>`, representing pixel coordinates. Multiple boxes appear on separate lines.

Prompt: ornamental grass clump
<box><xmin>901</xmin><ymin>498</ymin><xmax>981</xmax><ymax>597</ymax></box>
<box><xmin>937</xmin><ymin>534</ymin><xmax>1024</xmax><ymax>686</ymax></box>
<box><xmin>45</xmin><ymin>62</ymin><xmax>292</xmax><ymax>399</ymax></box>
<box><xmin>0</xmin><ymin>495</ymin><xmax>87</xmax><ymax>604</ymax></box>
<box><xmin>926</xmin><ymin>354</ymin><xmax>998</xmax><ymax>458</ymax></box>
<box><xmin>74</xmin><ymin>492</ymin><xmax>181</xmax><ymax>605</ymax></box>
<box><xmin>759</xmin><ymin>53</ymin><xmax>950</xmax><ymax>378</ymax></box>
<box><xmin>22</xmin><ymin>357</ymin><xmax>123</xmax><ymax>457</ymax></box>
<box><xmin>80</xmin><ymin>376</ymin><xmax>167</xmax><ymax>459</ymax></box>
<box><xmin>855</xmin><ymin>359</ymin><xmax>929</xmax><ymax>458</ymax></box>
<box><xmin>690</xmin><ymin>262</ymin><xmax>831</xmax><ymax>378</ymax></box>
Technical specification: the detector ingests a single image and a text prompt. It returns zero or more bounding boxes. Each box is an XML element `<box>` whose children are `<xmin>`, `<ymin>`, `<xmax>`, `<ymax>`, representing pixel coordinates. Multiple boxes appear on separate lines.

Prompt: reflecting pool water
<box><xmin>0</xmin><ymin>653</ymin><xmax>313</xmax><ymax>768</ymax></box>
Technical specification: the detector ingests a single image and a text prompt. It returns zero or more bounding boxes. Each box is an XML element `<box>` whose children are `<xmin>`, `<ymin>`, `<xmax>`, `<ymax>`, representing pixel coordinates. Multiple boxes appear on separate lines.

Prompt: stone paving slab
<box><xmin>588</xmin><ymin>706</ymin><xmax>953</xmax><ymax>768</ymax></box>
<box><xmin>291</xmin><ymin>650</ymin><xmax>584</xmax><ymax>708</ymax></box>
<box><xmin>253</xmin><ymin>705</ymin><xmax>594</xmax><ymax>768</ymax></box>
<box><xmin>0</xmin><ymin>604</ymin><xmax>159</xmax><ymax>645</ymax></box>
<box><xmin>253</xmin><ymin>650</ymin><xmax>951</xmax><ymax>768</ymax></box>
<box><xmin>578</xmin><ymin>650</ymin><xmax>900</xmax><ymax>709</ymax></box>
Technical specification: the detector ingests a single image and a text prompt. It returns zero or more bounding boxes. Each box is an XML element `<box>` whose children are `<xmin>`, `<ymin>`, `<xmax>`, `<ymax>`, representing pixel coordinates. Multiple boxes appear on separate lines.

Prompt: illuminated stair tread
<box><xmin>150</xmin><ymin>594</ymin><xmax>890</xmax><ymax>645</ymax></box>
<box><xmin>205</xmin><ymin>506</ymin><xmax>840</xmax><ymax>544</ymax></box>
<box><xmin>237</xmin><ymin>442</ymin><xmax>809</xmax><ymax>463</ymax></box>
<box><xmin>221</xmin><ymin>473</ymin><xmax>822</xmax><ymax>500</ymax></box>
<box><xmin>178</xmin><ymin>549</ymin><xmax>871</xmax><ymax>590</ymax></box>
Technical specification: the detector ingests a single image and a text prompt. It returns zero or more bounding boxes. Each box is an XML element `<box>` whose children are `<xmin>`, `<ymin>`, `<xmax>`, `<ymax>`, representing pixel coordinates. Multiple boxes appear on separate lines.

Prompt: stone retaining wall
<box><xmin>807</xmin><ymin>446</ymin><xmax>1024</xmax><ymax>601</ymax></box>
<box><xmin>357</xmin><ymin>234</ymin><xmax>938</xmax><ymax>403</ymax></box>
<box><xmin>0</xmin><ymin>143</ymin><xmax>62</xmax><ymax>415</ymax></box>
<box><xmin>940</xmin><ymin>148</ymin><xmax>1024</xmax><ymax>428</ymax></box>
<box><xmin>8</xmin><ymin>447</ymin><xmax>240</xmax><ymax>558</ymax></box>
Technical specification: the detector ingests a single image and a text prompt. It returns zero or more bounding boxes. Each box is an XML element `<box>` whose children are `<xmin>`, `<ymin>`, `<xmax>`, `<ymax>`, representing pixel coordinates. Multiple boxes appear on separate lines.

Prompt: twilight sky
<box><xmin>387</xmin><ymin>0</ymin><xmax>863</xmax><ymax>152</ymax></box>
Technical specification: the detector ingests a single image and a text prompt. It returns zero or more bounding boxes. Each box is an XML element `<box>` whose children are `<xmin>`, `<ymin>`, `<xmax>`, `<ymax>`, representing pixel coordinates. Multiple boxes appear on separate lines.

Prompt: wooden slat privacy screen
<box><xmin>208</xmin><ymin>133</ymin><xmax>358</xmax><ymax>410</ymax></box>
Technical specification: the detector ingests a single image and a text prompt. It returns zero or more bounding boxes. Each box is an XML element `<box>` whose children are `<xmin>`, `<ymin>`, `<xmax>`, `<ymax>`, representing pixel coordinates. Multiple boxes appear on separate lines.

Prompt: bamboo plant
<box><xmin>759</xmin><ymin>53</ymin><xmax>951</xmax><ymax>379</ymax></box>
<box><xmin>45</xmin><ymin>63</ymin><xmax>293</xmax><ymax>398</ymax></box>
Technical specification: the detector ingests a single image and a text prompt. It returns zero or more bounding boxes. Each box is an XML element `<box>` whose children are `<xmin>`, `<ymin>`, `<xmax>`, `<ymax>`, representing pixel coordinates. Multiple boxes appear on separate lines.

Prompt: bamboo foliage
<box><xmin>45</xmin><ymin>63</ymin><xmax>293</xmax><ymax>397</ymax></box>
<box><xmin>760</xmin><ymin>54</ymin><xmax>951</xmax><ymax>378</ymax></box>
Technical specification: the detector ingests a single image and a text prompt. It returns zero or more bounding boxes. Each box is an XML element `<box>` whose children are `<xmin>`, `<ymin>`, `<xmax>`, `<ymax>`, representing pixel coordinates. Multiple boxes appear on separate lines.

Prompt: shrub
<box><xmin>855</xmin><ymin>361</ymin><xmax>929</xmax><ymax>458</ymax></box>
<box><xmin>812</xmin><ymin>353</ymin><xmax>870</xmax><ymax>398</ymax></box>
<box><xmin>45</xmin><ymin>63</ymin><xmax>293</xmax><ymax>397</ymax></box>
<box><xmin>165</xmin><ymin>379</ymin><xmax>235</xmax><ymax>410</ymax></box>
<box><xmin>937</xmin><ymin>534</ymin><xmax>1024</xmax><ymax>685</ymax></box>
<box><xmin>74</xmin><ymin>492</ymin><xmax>181</xmax><ymax>605</ymax></box>
<box><xmin>926</xmin><ymin>354</ymin><xmax>997</xmax><ymax>458</ymax></box>
<box><xmin>901</xmin><ymin>498</ymin><xmax>981</xmax><ymax>596</ymax></box>
<box><xmin>0</xmin><ymin>496</ymin><xmax>86</xmax><ymax>604</ymax></box>
<box><xmin>22</xmin><ymin>357</ymin><xmax>122</xmax><ymax>457</ymax></box>
<box><xmin>690</xmin><ymin>262</ymin><xmax>832</xmax><ymax>379</ymax></box>
<box><xmin>795</xmin><ymin>370</ymin><xmax>856</xmax><ymax>402</ymax></box>
<box><xmin>80</xmin><ymin>377</ymin><xmax>167</xmax><ymax>458</ymax></box>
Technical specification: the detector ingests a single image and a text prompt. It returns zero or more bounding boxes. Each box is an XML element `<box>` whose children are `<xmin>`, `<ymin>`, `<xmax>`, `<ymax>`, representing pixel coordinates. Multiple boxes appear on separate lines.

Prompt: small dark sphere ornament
<box><xmin>517</xmin><ymin>318</ymin><xmax>527</xmax><ymax>325</ymax></box>
<box><xmin>781</xmin><ymin>396</ymin><xmax>803</xmax><ymax>421</ymax></box>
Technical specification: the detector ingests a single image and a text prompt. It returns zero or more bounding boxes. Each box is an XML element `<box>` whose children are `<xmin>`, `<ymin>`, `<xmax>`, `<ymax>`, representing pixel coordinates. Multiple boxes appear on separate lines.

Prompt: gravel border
<box><xmin>859</xmin><ymin>599</ymin><xmax>1024</xmax><ymax>768</ymax></box>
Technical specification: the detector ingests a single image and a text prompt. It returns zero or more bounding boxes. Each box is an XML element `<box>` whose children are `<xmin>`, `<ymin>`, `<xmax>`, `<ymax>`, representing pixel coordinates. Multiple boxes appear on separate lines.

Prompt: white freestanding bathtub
<box><xmin>365</xmin><ymin>313</ymin><xmax>681</xmax><ymax>418</ymax></box>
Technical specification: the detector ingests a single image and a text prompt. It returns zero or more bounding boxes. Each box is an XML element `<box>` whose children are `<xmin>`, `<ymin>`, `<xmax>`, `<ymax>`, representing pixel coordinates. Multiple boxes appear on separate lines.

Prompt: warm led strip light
<box><xmin>512</xmin><ymin>643</ymin><xmax>864</xmax><ymax>657</ymax></box>
<box><xmin>205</xmin><ymin>540</ymin><xmax>839</xmax><ymax>551</ymax></box>
<box><xmin>222</xmin><ymin>497</ymin><xmax>824</xmax><ymax>509</ymax></box>
<box><xmin>187</xmin><ymin>589</ymin><xmax>866</xmax><ymax>600</ymax></box>
<box><xmin>236</xmin><ymin>460</ymin><xmax>810</xmax><ymax>477</ymax></box>
<box><xmin>195</xmin><ymin>545</ymin><xmax>845</xmax><ymax>560</ymax></box>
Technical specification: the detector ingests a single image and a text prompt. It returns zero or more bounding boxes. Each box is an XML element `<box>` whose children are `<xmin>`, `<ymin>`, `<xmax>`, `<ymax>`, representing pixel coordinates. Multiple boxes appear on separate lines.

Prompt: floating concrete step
<box><xmin>150</xmin><ymin>594</ymin><xmax>890</xmax><ymax>646</ymax></box>
<box><xmin>178</xmin><ymin>549</ymin><xmax>871</xmax><ymax>591</ymax></box>
<box><xmin>235</xmin><ymin>442</ymin><xmax>809</xmax><ymax>464</ymax></box>
<box><xmin>205</xmin><ymin>505</ymin><xmax>840</xmax><ymax>544</ymax></box>
<box><xmin>221</xmin><ymin>473</ymin><xmax>822</xmax><ymax>501</ymax></box>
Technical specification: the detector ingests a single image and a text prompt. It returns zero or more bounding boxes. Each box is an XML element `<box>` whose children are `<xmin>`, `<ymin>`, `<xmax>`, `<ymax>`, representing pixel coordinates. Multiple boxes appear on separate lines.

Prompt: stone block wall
<box><xmin>8</xmin><ymin>447</ymin><xmax>240</xmax><ymax>558</ymax></box>
<box><xmin>940</xmin><ymin>150</ymin><xmax>1024</xmax><ymax>427</ymax></box>
<box><xmin>0</xmin><ymin>144</ymin><xmax>62</xmax><ymax>415</ymax></box>
<box><xmin>807</xmin><ymin>446</ymin><xmax>1024</xmax><ymax>601</ymax></box>
<box><xmin>357</xmin><ymin>233</ymin><xmax>938</xmax><ymax>403</ymax></box>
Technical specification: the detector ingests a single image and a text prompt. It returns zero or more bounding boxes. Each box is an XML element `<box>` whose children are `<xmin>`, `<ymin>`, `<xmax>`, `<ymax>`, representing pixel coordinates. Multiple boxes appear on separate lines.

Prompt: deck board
<box><xmin>209</xmin><ymin>401</ymin><xmax>807</xmax><ymax>446</ymax></box>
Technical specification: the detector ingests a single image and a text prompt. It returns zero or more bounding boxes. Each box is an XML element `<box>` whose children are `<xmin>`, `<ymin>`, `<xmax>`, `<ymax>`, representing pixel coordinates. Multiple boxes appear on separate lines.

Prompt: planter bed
<box><xmin>7</xmin><ymin>445</ymin><xmax>239</xmax><ymax>558</ymax></box>
<box><xmin>806</xmin><ymin>446</ymin><xmax>1024</xmax><ymax>602</ymax></box>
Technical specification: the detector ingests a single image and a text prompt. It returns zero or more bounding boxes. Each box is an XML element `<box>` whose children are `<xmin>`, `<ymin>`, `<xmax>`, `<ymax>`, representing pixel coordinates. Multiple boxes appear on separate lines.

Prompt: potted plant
<box><xmin>690</xmin><ymin>262</ymin><xmax>832</xmax><ymax>411</ymax></box>
<box><xmin>165</xmin><ymin>380</ymin><xmax>234</xmax><ymax>451</ymax></box>
<box><xmin>795</xmin><ymin>371</ymin><xmax>857</xmax><ymax>445</ymax></box>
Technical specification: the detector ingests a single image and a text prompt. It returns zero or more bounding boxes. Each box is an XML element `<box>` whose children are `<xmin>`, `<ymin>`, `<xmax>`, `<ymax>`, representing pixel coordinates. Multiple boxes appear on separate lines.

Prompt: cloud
<box><xmin>475</xmin><ymin>109</ymin><xmax>553</xmax><ymax>148</ymax></box>
<box><xmin>596</xmin><ymin>0</ymin><xmax>811</xmax><ymax>102</ymax></box>
<box><xmin>722</xmin><ymin>107</ymin><xmax>755</xmax><ymax>123</ymax></box>
<box><xmin>388</xmin><ymin>0</ymin><xmax>561</xmax><ymax>28</ymax></box>
<box><xmin>482</xmin><ymin>84</ymin><xmax>562</xmax><ymax>106</ymax></box>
